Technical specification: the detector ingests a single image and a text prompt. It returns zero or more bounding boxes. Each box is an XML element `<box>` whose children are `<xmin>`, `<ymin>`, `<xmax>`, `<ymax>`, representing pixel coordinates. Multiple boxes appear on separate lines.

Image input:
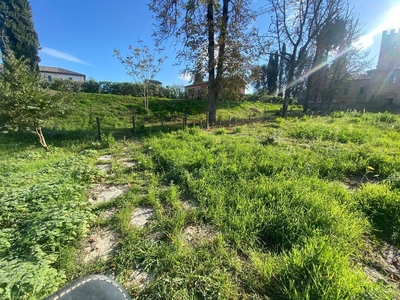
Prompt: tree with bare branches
<box><xmin>302</xmin><ymin>7</ymin><xmax>371</xmax><ymax>111</ymax></box>
<box><xmin>149</xmin><ymin>0</ymin><xmax>255</xmax><ymax>123</ymax></box>
<box><xmin>267</xmin><ymin>0</ymin><xmax>354</xmax><ymax>116</ymax></box>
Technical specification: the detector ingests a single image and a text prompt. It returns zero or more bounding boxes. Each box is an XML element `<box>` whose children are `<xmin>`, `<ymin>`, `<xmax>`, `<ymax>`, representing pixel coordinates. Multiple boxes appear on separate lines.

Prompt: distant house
<box><xmin>185</xmin><ymin>77</ymin><xmax>246</xmax><ymax>100</ymax></box>
<box><xmin>184</xmin><ymin>82</ymin><xmax>208</xmax><ymax>98</ymax></box>
<box><xmin>39</xmin><ymin>66</ymin><xmax>86</xmax><ymax>82</ymax></box>
<box><xmin>144</xmin><ymin>79</ymin><xmax>162</xmax><ymax>87</ymax></box>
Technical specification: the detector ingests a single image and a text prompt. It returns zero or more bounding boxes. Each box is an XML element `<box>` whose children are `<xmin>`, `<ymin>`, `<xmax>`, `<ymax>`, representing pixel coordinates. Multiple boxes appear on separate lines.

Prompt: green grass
<box><xmin>56</xmin><ymin>93</ymin><xmax>299</xmax><ymax>131</ymax></box>
<box><xmin>1</xmin><ymin>98</ymin><xmax>400</xmax><ymax>298</ymax></box>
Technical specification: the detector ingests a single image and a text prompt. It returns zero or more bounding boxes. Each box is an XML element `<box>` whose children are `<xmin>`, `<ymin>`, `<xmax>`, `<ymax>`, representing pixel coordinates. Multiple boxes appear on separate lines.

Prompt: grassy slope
<box><xmin>1</xmin><ymin>96</ymin><xmax>400</xmax><ymax>298</ymax></box>
<box><xmin>59</xmin><ymin>93</ymin><xmax>294</xmax><ymax>131</ymax></box>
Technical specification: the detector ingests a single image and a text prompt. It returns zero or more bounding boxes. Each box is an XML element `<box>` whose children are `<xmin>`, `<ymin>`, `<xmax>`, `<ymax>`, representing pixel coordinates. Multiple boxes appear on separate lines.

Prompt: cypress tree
<box><xmin>266</xmin><ymin>51</ymin><xmax>279</xmax><ymax>95</ymax></box>
<box><xmin>0</xmin><ymin>0</ymin><xmax>40</xmax><ymax>72</ymax></box>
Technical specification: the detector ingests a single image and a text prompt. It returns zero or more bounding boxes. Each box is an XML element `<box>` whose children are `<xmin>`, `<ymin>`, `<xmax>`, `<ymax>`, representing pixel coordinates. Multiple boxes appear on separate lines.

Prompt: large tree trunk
<box><xmin>207</xmin><ymin>1</ymin><xmax>217</xmax><ymax>124</ymax></box>
<box><xmin>207</xmin><ymin>0</ymin><xmax>229</xmax><ymax>124</ymax></box>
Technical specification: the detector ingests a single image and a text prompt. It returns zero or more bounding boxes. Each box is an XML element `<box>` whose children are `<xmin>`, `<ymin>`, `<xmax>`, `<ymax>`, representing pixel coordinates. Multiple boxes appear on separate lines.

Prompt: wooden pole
<box><xmin>228</xmin><ymin>115</ymin><xmax>231</xmax><ymax>127</ymax></box>
<box><xmin>96</xmin><ymin>117</ymin><xmax>101</xmax><ymax>140</ymax></box>
<box><xmin>183</xmin><ymin>108</ymin><xmax>187</xmax><ymax>130</ymax></box>
<box><xmin>206</xmin><ymin>111</ymin><xmax>209</xmax><ymax>129</ymax></box>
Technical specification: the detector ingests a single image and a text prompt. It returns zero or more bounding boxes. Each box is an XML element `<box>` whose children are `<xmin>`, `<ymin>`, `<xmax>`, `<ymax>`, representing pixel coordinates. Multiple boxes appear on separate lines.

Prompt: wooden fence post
<box><xmin>183</xmin><ymin>108</ymin><xmax>187</xmax><ymax>130</ymax></box>
<box><xmin>96</xmin><ymin>117</ymin><xmax>101</xmax><ymax>140</ymax></box>
<box><xmin>132</xmin><ymin>115</ymin><xmax>136</xmax><ymax>137</ymax></box>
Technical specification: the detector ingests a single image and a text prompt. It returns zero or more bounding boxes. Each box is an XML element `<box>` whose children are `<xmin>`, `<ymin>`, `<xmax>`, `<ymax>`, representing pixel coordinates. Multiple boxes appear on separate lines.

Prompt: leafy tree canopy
<box><xmin>0</xmin><ymin>53</ymin><xmax>71</xmax><ymax>150</ymax></box>
<box><xmin>0</xmin><ymin>0</ymin><xmax>40</xmax><ymax>72</ymax></box>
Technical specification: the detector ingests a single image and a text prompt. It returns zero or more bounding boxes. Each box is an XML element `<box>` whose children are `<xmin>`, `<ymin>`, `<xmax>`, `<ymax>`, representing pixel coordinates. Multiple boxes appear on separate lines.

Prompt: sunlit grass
<box><xmin>2</xmin><ymin>108</ymin><xmax>400</xmax><ymax>298</ymax></box>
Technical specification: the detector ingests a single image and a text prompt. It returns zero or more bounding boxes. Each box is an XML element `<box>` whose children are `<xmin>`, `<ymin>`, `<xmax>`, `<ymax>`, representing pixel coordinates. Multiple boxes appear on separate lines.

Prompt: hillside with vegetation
<box><xmin>1</xmin><ymin>95</ymin><xmax>399</xmax><ymax>299</ymax></box>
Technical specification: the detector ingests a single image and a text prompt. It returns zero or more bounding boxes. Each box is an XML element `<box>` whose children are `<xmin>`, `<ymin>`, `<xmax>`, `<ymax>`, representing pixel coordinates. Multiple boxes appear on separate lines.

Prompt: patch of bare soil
<box><xmin>182</xmin><ymin>225</ymin><xmax>216</xmax><ymax>246</ymax></box>
<box><xmin>130</xmin><ymin>207</ymin><xmax>154</xmax><ymax>228</ymax></box>
<box><xmin>146</xmin><ymin>231</ymin><xmax>167</xmax><ymax>242</ymax></box>
<box><xmin>97</xmin><ymin>154</ymin><xmax>113</xmax><ymax>161</ymax></box>
<box><xmin>122</xmin><ymin>161</ymin><xmax>136</xmax><ymax>168</ymax></box>
<box><xmin>89</xmin><ymin>184</ymin><xmax>128</xmax><ymax>203</ymax></box>
<box><xmin>126</xmin><ymin>269</ymin><xmax>152</xmax><ymax>290</ymax></box>
<box><xmin>344</xmin><ymin>176</ymin><xmax>380</xmax><ymax>190</ymax></box>
<box><xmin>182</xmin><ymin>200</ymin><xmax>197</xmax><ymax>210</ymax></box>
<box><xmin>363</xmin><ymin>242</ymin><xmax>400</xmax><ymax>288</ymax></box>
<box><xmin>179</xmin><ymin>194</ymin><xmax>198</xmax><ymax>210</ymax></box>
<box><xmin>117</xmin><ymin>157</ymin><xmax>136</xmax><ymax>168</ymax></box>
<box><xmin>101</xmin><ymin>207</ymin><xmax>118</xmax><ymax>219</ymax></box>
<box><xmin>95</xmin><ymin>164</ymin><xmax>111</xmax><ymax>172</ymax></box>
<box><xmin>82</xmin><ymin>228</ymin><xmax>118</xmax><ymax>264</ymax></box>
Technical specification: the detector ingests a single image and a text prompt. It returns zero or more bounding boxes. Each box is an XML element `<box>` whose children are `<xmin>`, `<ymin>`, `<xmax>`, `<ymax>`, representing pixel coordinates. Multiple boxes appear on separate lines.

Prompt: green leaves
<box><xmin>0</xmin><ymin>53</ymin><xmax>72</xmax><ymax>149</ymax></box>
<box><xmin>0</xmin><ymin>149</ymin><xmax>96</xmax><ymax>299</ymax></box>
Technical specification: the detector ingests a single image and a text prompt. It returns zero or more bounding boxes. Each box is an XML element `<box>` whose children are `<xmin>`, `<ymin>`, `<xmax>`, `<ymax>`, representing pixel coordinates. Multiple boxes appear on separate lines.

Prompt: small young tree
<box><xmin>114</xmin><ymin>39</ymin><xmax>167</xmax><ymax>110</ymax></box>
<box><xmin>0</xmin><ymin>53</ymin><xmax>70</xmax><ymax>151</ymax></box>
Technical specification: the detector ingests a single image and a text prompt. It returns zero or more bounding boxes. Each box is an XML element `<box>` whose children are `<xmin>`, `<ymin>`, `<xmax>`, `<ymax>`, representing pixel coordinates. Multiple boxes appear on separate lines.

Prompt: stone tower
<box><xmin>377</xmin><ymin>29</ymin><xmax>400</xmax><ymax>70</ymax></box>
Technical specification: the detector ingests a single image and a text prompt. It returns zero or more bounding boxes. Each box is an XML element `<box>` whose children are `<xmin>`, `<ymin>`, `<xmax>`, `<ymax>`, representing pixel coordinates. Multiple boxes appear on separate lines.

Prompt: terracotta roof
<box><xmin>39</xmin><ymin>66</ymin><xmax>85</xmax><ymax>77</ymax></box>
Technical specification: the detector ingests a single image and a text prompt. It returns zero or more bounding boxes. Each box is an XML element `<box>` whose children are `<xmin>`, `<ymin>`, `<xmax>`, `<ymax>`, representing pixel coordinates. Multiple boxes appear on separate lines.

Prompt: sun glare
<box><xmin>354</xmin><ymin>34</ymin><xmax>374</xmax><ymax>49</ymax></box>
<box><xmin>353</xmin><ymin>4</ymin><xmax>400</xmax><ymax>50</ymax></box>
<box><xmin>384</xmin><ymin>4</ymin><xmax>400</xmax><ymax>30</ymax></box>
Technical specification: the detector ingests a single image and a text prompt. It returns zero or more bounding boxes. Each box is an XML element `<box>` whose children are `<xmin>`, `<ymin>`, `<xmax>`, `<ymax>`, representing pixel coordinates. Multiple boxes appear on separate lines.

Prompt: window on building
<box><xmin>343</xmin><ymin>87</ymin><xmax>349</xmax><ymax>95</ymax></box>
<box><xmin>48</xmin><ymin>75</ymin><xmax>52</xmax><ymax>82</ymax></box>
<box><xmin>388</xmin><ymin>74</ymin><xmax>397</xmax><ymax>84</ymax></box>
<box><xmin>359</xmin><ymin>87</ymin><xmax>365</xmax><ymax>95</ymax></box>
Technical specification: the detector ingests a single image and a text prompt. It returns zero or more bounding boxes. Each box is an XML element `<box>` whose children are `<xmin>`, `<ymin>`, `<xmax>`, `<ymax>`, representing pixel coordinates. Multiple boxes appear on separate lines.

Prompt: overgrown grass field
<box><xmin>1</xmin><ymin>99</ymin><xmax>400</xmax><ymax>299</ymax></box>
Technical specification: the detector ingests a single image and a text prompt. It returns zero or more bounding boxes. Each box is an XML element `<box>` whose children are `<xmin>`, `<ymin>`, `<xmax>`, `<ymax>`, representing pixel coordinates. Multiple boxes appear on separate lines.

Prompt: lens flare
<box><xmin>384</xmin><ymin>4</ymin><xmax>400</xmax><ymax>30</ymax></box>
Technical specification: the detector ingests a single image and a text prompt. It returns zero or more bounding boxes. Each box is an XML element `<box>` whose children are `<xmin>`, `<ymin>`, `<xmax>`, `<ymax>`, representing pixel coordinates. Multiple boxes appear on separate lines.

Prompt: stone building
<box><xmin>335</xmin><ymin>29</ymin><xmax>400</xmax><ymax>107</ymax></box>
<box><xmin>39</xmin><ymin>66</ymin><xmax>86</xmax><ymax>82</ymax></box>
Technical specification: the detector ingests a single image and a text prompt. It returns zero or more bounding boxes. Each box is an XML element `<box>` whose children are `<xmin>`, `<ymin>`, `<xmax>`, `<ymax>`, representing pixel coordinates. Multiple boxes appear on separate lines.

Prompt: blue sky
<box><xmin>30</xmin><ymin>0</ymin><xmax>400</xmax><ymax>87</ymax></box>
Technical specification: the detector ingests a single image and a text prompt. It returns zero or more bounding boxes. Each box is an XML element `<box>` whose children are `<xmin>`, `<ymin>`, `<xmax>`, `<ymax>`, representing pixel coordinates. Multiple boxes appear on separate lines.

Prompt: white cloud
<box><xmin>40</xmin><ymin>47</ymin><xmax>91</xmax><ymax>65</ymax></box>
<box><xmin>179</xmin><ymin>73</ymin><xmax>191</xmax><ymax>81</ymax></box>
